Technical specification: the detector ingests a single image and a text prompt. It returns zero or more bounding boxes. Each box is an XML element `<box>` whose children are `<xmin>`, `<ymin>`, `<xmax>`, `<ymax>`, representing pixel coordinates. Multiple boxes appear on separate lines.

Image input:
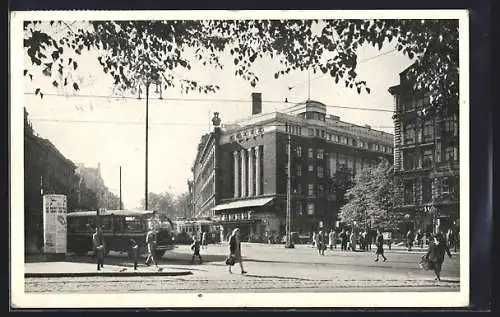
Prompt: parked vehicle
<box><xmin>67</xmin><ymin>209</ymin><xmax>175</xmax><ymax>259</ymax></box>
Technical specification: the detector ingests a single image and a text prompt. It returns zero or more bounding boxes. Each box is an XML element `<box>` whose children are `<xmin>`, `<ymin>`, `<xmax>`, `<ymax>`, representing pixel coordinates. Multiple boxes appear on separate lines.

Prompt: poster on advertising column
<box><xmin>43</xmin><ymin>194</ymin><xmax>67</xmax><ymax>254</ymax></box>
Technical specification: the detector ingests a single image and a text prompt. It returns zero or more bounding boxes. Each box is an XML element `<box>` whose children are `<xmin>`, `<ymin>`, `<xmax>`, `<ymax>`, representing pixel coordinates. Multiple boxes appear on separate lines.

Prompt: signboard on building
<box><xmin>43</xmin><ymin>194</ymin><xmax>67</xmax><ymax>254</ymax></box>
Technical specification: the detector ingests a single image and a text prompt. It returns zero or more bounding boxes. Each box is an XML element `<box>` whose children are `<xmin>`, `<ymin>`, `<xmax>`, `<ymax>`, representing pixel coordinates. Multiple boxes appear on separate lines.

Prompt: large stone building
<box><xmin>75</xmin><ymin>163</ymin><xmax>121</xmax><ymax>210</ymax></box>
<box><xmin>24</xmin><ymin>109</ymin><xmax>119</xmax><ymax>253</ymax></box>
<box><xmin>389</xmin><ymin>65</ymin><xmax>459</xmax><ymax>235</ymax></box>
<box><xmin>192</xmin><ymin>94</ymin><xmax>394</xmax><ymax>241</ymax></box>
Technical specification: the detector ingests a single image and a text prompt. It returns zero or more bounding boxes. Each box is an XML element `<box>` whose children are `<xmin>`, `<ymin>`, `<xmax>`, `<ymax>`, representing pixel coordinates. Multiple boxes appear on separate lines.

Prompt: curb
<box><xmin>25</xmin><ymin>270</ymin><xmax>193</xmax><ymax>278</ymax></box>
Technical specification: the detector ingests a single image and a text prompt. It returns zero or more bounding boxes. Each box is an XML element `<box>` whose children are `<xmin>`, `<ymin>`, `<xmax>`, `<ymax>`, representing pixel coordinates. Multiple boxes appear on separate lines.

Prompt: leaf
<box><xmin>51</xmin><ymin>50</ymin><xmax>59</xmax><ymax>61</ymax></box>
<box><xmin>366</xmin><ymin>87</ymin><xmax>371</xmax><ymax>94</ymax></box>
<box><xmin>40</xmin><ymin>93</ymin><xmax>44</xmax><ymax>99</ymax></box>
<box><xmin>23</xmin><ymin>70</ymin><xmax>28</xmax><ymax>76</ymax></box>
<box><xmin>73</xmin><ymin>61</ymin><xmax>78</xmax><ymax>70</ymax></box>
<box><xmin>52</xmin><ymin>80</ymin><xmax>59</xmax><ymax>87</ymax></box>
<box><xmin>73</xmin><ymin>83</ymin><xmax>80</xmax><ymax>91</ymax></box>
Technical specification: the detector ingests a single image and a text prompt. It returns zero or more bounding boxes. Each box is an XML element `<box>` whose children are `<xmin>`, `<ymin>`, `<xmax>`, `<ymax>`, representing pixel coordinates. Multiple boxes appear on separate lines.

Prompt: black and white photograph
<box><xmin>10</xmin><ymin>10</ymin><xmax>469</xmax><ymax>308</ymax></box>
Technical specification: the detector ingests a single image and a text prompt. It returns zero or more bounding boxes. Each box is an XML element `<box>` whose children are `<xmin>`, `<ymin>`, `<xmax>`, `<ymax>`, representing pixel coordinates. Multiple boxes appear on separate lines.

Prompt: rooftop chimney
<box><xmin>251</xmin><ymin>92</ymin><xmax>262</xmax><ymax>115</ymax></box>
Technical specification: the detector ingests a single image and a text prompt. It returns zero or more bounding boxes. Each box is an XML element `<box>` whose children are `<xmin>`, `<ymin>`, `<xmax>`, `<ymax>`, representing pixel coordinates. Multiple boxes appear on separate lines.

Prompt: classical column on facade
<box><xmin>240</xmin><ymin>149</ymin><xmax>247</xmax><ymax>197</ymax></box>
<box><xmin>248</xmin><ymin>148</ymin><xmax>254</xmax><ymax>197</ymax></box>
<box><xmin>233</xmin><ymin>151</ymin><xmax>240</xmax><ymax>198</ymax></box>
<box><xmin>255</xmin><ymin>146</ymin><xmax>261</xmax><ymax>196</ymax></box>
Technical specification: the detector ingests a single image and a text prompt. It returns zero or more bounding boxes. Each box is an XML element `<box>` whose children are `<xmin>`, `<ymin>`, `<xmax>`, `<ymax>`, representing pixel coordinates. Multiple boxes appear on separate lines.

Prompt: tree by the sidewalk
<box><xmin>24</xmin><ymin>19</ymin><xmax>457</xmax><ymax>111</ymax></box>
<box><xmin>339</xmin><ymin>158</ymin><xmax>405</xmax><ymax>230</ymax></box>
<box><xmin>140</xmin><ymin>190</ymin><xmax>193</xmax><ymax>219</ymax></box>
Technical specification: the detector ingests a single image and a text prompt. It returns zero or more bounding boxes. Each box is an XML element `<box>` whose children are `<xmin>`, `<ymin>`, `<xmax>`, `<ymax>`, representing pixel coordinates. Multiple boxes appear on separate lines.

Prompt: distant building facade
<box><xmin>192</xmin><ymin>94</ymin><xmax>393</xmax><ymax>241</ymax></box>
<box><xmin>389</xmin><ymin>66</ymin><xmax>459</xmax><ymax>234</ymax></box>
<box><xmin>75</xmin><ymin>163</ymin><xmax>121</xmax><ymax>210</ymax></box>
<box><xmin>24</xmin><ymin>109</ymin><xmax>119</xmax><ymax>253</ymax></box>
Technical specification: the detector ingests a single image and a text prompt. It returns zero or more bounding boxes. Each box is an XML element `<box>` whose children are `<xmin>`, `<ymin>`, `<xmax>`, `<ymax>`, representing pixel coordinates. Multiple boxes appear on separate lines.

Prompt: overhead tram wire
<box><xmin>28</xmin><ymin>118</ymin><xmax>394</xmax><ymax>130</ymax></box>
<box><xmin>24</xmin><ymin>92</ymin><xmax>393</xmax><ymax>113</ymax></box>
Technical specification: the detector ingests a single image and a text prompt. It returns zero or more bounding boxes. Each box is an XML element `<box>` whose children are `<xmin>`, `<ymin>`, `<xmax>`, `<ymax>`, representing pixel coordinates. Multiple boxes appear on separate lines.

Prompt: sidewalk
<box><xmin>241</xmin><ymin>242</ymin><xmax>459</xmax><ymax>255</ymax></box>
<box><xmin>25</xmin><ymin>261</ymin><xmax>193</xmax><ymax>278</ymax></box>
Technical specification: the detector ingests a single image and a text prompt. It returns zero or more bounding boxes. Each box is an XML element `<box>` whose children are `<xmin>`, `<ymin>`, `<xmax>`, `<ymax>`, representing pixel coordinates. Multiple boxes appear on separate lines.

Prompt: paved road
<box><xmin>25</xmin><ymin>243</ymin><xmax>459</xmax><ymax>293</ymax></box>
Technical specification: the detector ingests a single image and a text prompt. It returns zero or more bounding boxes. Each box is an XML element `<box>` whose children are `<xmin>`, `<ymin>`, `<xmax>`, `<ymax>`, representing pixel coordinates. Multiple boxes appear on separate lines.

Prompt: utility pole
<box><xmin>145</xmin><ymin>83</ymin><xmax>150</xmax><ymax>210</ymax></box>
<box><xmin>285</xmin><ymin>124</ymin><xmax>294</xmax><ymax>248</ymax></box>
<box><xmin>119</xmin><ymin>166</ymin><xmax>123</xmax><ymax>210</ymax></box>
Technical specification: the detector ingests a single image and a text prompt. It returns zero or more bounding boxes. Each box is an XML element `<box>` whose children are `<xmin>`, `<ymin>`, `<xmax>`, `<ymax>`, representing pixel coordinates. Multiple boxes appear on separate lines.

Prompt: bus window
<box><xmin>113</xmin><ymin>216</ymin><xmax>123</xmax><ymax>233</ymax></box>
<box><xmin>125</xmin><ymin>216</ymin><xmax>144</xmax><ymax>232</ymax></box>
<box><xmin>100</xmin><ymin>216</ymin><xmax>113</xmax><ymax>232</ymax></box>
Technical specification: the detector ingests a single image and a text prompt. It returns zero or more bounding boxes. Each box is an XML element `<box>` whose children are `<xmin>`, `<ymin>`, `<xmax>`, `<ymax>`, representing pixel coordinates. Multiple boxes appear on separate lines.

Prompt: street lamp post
<box><xmin>285</xmin><ymin>126</ymin><xmax>294</xmax><ymax>248</ymax></box>
<box><xmin>144</xmin><ymin>83</ymin><xmax>150</xmax><ymax>211</ymax></box>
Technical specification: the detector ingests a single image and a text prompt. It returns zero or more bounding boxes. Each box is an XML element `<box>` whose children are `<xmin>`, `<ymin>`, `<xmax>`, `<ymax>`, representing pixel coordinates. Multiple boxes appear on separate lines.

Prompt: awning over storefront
<box><xmin>212</xmin><ymin>197</ymin><xmax>274</xmax><ymax>212</ymax></box>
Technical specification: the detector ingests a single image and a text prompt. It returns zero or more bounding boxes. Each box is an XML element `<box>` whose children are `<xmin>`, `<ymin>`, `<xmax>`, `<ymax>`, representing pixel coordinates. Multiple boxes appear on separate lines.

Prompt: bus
<box><xmin>67</xmin><ymin>209</ymin><xmax>175</xmax><ymax>259</ymax></box>
<box><xmin>172</xmin><ymin>217</ymin><xmax>221</xmax><ymax>244</ymax></box>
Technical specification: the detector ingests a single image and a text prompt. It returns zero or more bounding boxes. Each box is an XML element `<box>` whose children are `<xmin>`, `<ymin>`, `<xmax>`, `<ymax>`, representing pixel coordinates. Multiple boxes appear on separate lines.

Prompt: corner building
<box><xmin>192</xmin><ymin>94</ymin><xmax>393</xmax><ymax>242</ymax></box>
<box><xmin>389</xmin><ymin>65</ymin><xmax>459</xmax><ymax>234</ymax></box>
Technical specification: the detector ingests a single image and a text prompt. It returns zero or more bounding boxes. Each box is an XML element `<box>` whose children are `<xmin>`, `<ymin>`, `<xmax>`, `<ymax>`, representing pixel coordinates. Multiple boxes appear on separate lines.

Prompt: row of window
<box><xmin>403</xmin><ymin>115</ymin><xmax>458</xmax><ymax>145</ymax></box>
<box><xmin>403</xmin><ymin>176</ymin><xmax>459</xmax><ymax>205</ymax></box>
<box><xmin>402</xmin><ymin>145</ymin><xmax>459</xmax><ymax>170</ymax></box>
<box><xmin>284</xmin><ymin>127</ymin><xmax>393</xmax><ymax>154</ymax></box>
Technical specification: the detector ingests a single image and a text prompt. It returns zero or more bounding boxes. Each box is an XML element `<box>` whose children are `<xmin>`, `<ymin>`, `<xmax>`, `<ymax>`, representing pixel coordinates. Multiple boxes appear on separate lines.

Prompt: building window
<box><xmin>308</xmin><ymin>184</ymin><xmax>314</xmax><ymax>196</ymax></box>
<box><xmin>294</xmin><ymin>184</ymin><xmax>302</xmax><ymax>194</ymax></box>
<box><xmin>316</xmin><ymin>129</ymin><xmax>320</xmax><ymax>137</ymax></box>
<box><xmin>317</xmin><ymin>166</ymin><xmax>324</xmax><ymax>178</ymax></box>
<box><xmin>296</xmin><ymin>165</ymin><xmax>302</xmax><ymax>176</ymax></box>
<box><xmin>441</xmin><ymin>177</ymin><xmax>459</xmax><ymax>200</ymax></box>
<box><xmin>327</xmin><ymin>133</ymin><xmax>331</xmax><ymax>141</ymax></box>
<box><xmin>423</xmin><ymin>121</ymin><xmax>434</xmax><ymax>142</ymax></box>
<box><xmin>404</xmin><ymin>151</ymin><xmax>416</xmax><ymax>170</ymax></box>
<box><xmin>296</xmin><ymin>146</ymin><xmax>302</xmax><ymax>157</ymax></box>
<box><xmin>359</xmin><ymin>140</ymin><xmax>364</xmax><ymax>148</ymax></box>
<box><xmin>341</xmin><ymin>136</ymin><xmax>348</xmax><ymax>144</ymax></box>
<box><xmin>317</xmin><ymin>148</ymin><xmax>324</xmax><ymax>159</ymax></box>
<box><xmin>444</xmin><ymin>146</ymin><xmax>455</xmax><ymax>162</ymax></box>
<box><xmin>308</xmin><ymin>164</ymin><xmax>314</xmax><ymax>172</ymax></box>
<box><xmin>295</xmin><ymin>201</ymin><xmax>303</xmax><ymax>216</ymax></box>
<box><xmin>444</xmin><ymin>115</ymin><xmax>458</xmax><ymax>136</ymax></box>
<box><xmin>404</xmin><ymin>180</ymin><xmax>414</xmax><ymax>204</ymax></box>
<box><xmin>351</xmin><ymin>139</ymin><xmax>357</xmax><ymax>147</ymax></box>
<box><xmin>307</xmin><ymin>203</ymin><xmax>315</xmax><ymax>215</ymax></box>
<box><xmin>422</xmin><ymin>178</ymin><xmax>432</xmax><ymax>203</ymax></box>
<box><xmin>405</xmin><ymin>99</ymin><xmax>415</xmax><ymax>112</ymax></box>
<box><xmin>347</xmin><ymin>157</ymin><xmax>354</xmax><ymax>171</ymax></box>
<box><xmin>422</xmin><ymin>149</ymin><xmax>433</xmax><ymax>168</ymax></box>
<box><xmin>321</xmin><ymin>130</ymin><xmax>325</xmax><ymax>138</ymax></box>
<box><xmin>308</xmin><ymin>148</ymin><xmax>314</xmax><ymax>158</ymax></box>
<box><xmin>317</xmin><ymin>184</ymin><xmax>324</xmax><ymax>195</ymax></box>
<box><xmin>404</xmin><ymin>122</ymin><xmax>416</xmax><ymax>144</ymax></box>
<box><xmin>332</xmin><ymin>134</ymin><xmax>339</xmax><ymax>142</ymax></box>
<box><xmin>308</xmin><ymin>128</ymin><xmax>314</xmax><ymax>136</ymax></box>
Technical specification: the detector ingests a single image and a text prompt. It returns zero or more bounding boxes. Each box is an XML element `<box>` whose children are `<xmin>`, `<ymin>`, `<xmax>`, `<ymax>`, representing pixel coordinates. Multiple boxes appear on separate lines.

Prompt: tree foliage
<box><xmin>140</xmin><ymin>191</ymin><xmax>193</xmax><ymax>219</ymax></box>
<box><xmin>24</xmin><ymin>19</ymin><xmax>457</xmax><ymax>109</ymax></box>
<box><xmin>339</xmin><ymin>158</ymin><xmax>405</xmax><ymax>230</ymax></box>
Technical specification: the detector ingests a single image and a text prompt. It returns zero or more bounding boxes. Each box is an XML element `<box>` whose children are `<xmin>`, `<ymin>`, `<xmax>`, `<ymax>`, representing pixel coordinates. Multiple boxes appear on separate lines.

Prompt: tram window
<box><xmin>125</xmin><ymin>216</ymin><xmax>143</xmax><ymax>232</ymax></box>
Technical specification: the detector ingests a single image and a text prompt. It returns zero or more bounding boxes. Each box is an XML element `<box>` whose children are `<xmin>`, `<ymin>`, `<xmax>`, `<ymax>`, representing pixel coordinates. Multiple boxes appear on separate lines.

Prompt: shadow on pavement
<box><xmin>243</xmin><ymin>274</ymin><xmax>312</xmax><ymax>281</ymax></box>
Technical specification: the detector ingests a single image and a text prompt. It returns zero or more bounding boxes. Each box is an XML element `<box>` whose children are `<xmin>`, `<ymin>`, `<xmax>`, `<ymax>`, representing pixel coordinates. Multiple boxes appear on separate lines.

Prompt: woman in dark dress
<box><xmin>425</xmin><ymin>232</ymin><xmax>452</xmax><ymax>281</ymax></box>
<box><xmin>228</xmin><ymin>228</ymin><xmax>247</xmax><ymax>274</ymax></box>
<box><xmin>374</xmin><ymin>229</ymin><xmax>387</xmax><ymax>262</ymax></box>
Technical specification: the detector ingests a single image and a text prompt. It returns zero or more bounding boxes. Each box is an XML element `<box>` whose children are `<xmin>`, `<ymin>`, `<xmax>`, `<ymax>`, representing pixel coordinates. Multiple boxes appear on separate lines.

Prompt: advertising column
<box><xmin>43</xmin><ymin>194</ymin><xmax>67</xmax><ymax>259</ymax></box>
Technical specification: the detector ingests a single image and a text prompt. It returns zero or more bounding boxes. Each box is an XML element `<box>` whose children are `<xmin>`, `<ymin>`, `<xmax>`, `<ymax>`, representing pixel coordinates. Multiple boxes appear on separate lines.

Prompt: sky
<box><xmin>22</xmin><ymin>21</ymin><xmax>413</xmax><ymax>210</ymax></box>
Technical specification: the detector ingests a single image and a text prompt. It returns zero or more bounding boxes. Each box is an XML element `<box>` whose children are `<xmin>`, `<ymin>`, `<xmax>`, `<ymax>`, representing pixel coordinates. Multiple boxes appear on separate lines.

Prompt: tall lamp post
<box><xmin>285</xmin><ymin>124</ymin><xmax>294</xmax><ymax>248</ymax></box>
<box><xmin>144</xmin><ymin>83</ymin><xmax>150</xmax><ymax>210</ymax></box>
